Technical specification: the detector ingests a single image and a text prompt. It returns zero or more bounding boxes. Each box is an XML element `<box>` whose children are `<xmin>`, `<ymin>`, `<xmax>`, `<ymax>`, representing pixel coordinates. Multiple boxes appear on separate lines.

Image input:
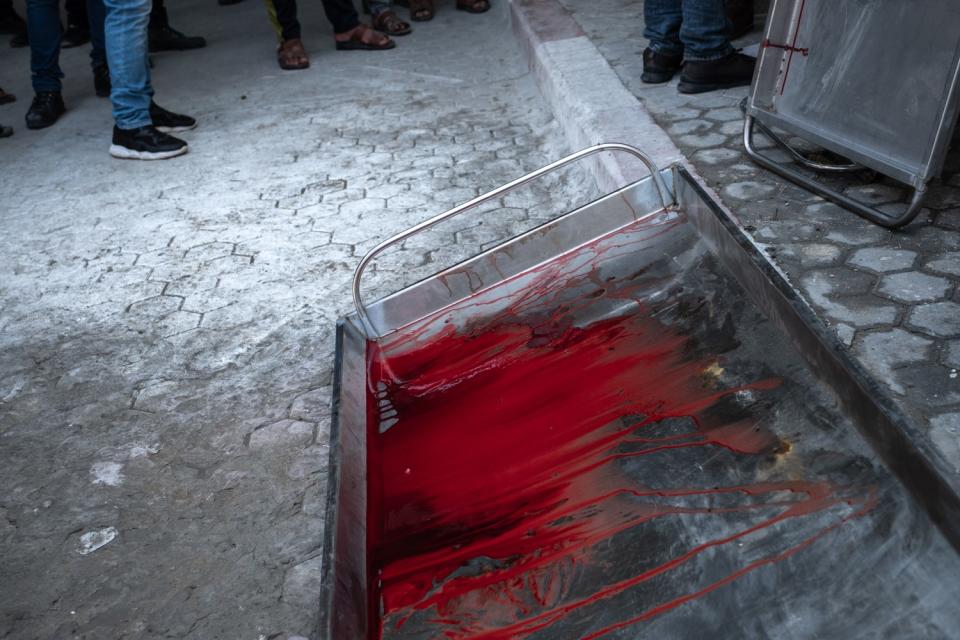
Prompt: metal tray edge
<box><xmin>674</xmin><ymin>165</ymin><xmax>960</xmax><ymax>551</ymax></box>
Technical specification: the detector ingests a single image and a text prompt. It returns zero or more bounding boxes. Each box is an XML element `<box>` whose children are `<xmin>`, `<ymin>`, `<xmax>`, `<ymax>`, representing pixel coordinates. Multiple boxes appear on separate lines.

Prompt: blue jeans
<box><xmin>103</xmin><ymin>0</ymin><xmax>153</xmax><ymax>129</ymax></box>
<box><xmin>27</xmin><ymin>0</ymin><xmax>106</xmax><ymax>93</ymax></box>
<box><xmin>643</xmin><ymin>0</ymin><xmax>732</xmax><ymax>61</ymax></box>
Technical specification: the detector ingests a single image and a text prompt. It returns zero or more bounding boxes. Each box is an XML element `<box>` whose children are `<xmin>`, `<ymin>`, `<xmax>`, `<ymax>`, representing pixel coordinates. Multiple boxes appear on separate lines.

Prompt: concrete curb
<box><xmin>508</xmin><ymin>0</ymin><xmax>685</xmax><ymax>193</ymax></box>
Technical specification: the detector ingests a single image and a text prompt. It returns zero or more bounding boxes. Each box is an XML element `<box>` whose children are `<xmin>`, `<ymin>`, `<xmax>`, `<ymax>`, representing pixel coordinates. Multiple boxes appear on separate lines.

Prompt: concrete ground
<box><xmin>0</xmin><ymin>1</ymin><xmax>597</xmax><ymax>638</ymax></box>
<box><xmin>3</xmin><ymin>0</ymin><xmax>960</xmax><ymax>638</ymax></box>
<box><xmin>557</xmin><ymin>0</ymin><xmax>960</xmax><ymax>471</ymax></box>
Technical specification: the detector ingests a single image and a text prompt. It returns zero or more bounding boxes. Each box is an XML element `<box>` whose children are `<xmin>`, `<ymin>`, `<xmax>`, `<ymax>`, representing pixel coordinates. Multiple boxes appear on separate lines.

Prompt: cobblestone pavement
<box><xmin>0</xmin><ymin>1</ymin><xmax>597</xmax><ymax>637</ymax></box>
<box><xmin>558</xmin><ymin>0</ymin><xmax>960</xmax><ymax>470</ymax></box>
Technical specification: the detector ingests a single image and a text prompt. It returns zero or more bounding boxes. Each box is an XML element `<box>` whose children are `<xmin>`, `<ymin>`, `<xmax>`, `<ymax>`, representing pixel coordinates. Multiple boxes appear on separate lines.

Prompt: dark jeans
<box><xmin>643</xmin><ymin>0</ymin><xmax>732</xmax><ymax>61</ymax></box>
<box><xmin>26</xmin><ymin>0</ymin><xmax>106</xmax><ymax>92</ymax></box>
<box><xmin>266</xmin><ymin>0</ymin><xmax>359</xmax><ymax>41</ymax></box>
<box><xmin>62</xmin><ymin>0</ymin><xmax>169</xmax><ymax>31</ymax></box>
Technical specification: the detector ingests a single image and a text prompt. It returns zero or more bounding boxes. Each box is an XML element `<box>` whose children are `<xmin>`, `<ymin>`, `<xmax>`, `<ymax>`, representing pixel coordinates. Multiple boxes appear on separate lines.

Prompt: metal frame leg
<box><xmin>743</xmin><ymin>114</ymin><xmax>927</xmax><ymax>229</ymax></box>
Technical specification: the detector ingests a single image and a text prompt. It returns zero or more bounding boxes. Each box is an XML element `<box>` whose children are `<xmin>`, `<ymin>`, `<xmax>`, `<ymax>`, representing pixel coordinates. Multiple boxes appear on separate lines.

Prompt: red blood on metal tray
<box><xmin>363</xmin><ymin>213</ymin><xmax>877</xmax><ymax>638</ymax></box>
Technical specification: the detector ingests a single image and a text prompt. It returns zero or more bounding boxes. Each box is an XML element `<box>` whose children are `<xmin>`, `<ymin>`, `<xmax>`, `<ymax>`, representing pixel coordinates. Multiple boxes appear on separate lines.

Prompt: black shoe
<box><xmin>93</xmin><ymin>64</ymin><xmax>111</xmax><ymax>97</ymax></box>
<box><xmin>149</xmin><ymin>102</ymin><xmax>196</xmax><ymax>133</ymax></box>
<box><xmin>110</xmin><ymin>125</ymin><xmax>188</xmax><ymax>160</ymax></box>
<box><xmin>218</xmin><ymin>0</ymin><xmax>244</xmax><ymax>5</ymax></box>
<box><xmin>641</xmin><ymin>47</ymin><xmax>683</xmax><ymax>84</ymax></box>
<box><xmin>148</xmin><ymin>26</ymin><xmax>206</xmax><ymax>51</ymax></box>
<box><xmin>62</xmin><ymin>23</ymin><xmax>90</xmax><ymax>48</ymax></box>
<box><xmin>678</xmin><ymin>52</ymin><xmax>756</xmax><ymax>94</ymax></box>
<box><xmin>9</xmin><ymin>30</ymin><xmax>27</xmax><ymax>47</ymax></box>
<box><xmin>25</xmin><ymin>92</ymin><xmax>65</xmax><ymax>129</ymax></box>
<box><xmin>0</xmin><ymin>124</ymin><xmax>12</xmax><ymax>138</ymax></box>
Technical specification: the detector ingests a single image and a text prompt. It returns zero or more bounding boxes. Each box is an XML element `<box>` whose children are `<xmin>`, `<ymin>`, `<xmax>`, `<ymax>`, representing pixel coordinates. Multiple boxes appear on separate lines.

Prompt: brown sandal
<box><xmin>372</xmin><ymin>9</ymin><xmax>412</xmax><ymax>36</ymax></box>
<box><xmin>456</xmin><ymin>0</ymin><xmax>490</xmax><ymax>13</ymax></box>
<box><xmin>277</xmin><ymin>38</ymin><xmax>309</xmax><ymax>70</ymax></box>
<box><xmin>397</xmin><ymin>0</ymin><xmax>434</xmax><ymax>22</ymax></box>
<box><xmin>334</xmin><ymin>23</ymin><xmax>395</xmax><ymax>50</ymax></box>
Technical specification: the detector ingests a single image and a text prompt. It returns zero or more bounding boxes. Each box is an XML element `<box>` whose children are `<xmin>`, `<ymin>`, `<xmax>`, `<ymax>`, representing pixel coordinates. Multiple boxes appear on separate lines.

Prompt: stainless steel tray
<box><xmin>745</xmin><ymin>0</ymin><xmax>960</xmax><ymax>227</ymax></box>
<box><xmin>320</xmin><ymin>146</ymin><xmax>960</xmax><ymax>639</ymax></box>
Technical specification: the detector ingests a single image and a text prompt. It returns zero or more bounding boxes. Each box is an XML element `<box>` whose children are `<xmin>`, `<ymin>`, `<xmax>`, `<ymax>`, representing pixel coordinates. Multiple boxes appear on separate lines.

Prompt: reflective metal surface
<box><xmin>321</xmin><ymin>164</ymin><xmax>960</xmax><ymax>639</ymax></box>
<box><xmin>352</xmin><ymin>143</ymin><xmax>674</xmax><ymax>337</ymax></box>
<box><xmin>746</xmin><ymin>0</ymin><xmax>960</xmax><ymax>227</ymax></box>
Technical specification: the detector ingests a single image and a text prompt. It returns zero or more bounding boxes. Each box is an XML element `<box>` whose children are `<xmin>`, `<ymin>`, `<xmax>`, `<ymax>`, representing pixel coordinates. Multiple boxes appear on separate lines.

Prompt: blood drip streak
<box><xmin>364</xmin><ymin>213</ymin><xmax>876</xmax><ymax>639</ymax></box>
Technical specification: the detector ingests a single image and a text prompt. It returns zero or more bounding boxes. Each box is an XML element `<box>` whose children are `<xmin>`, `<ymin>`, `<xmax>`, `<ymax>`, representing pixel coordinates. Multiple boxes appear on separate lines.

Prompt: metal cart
<box><xmin>744</xmin><ymin>0</ymin><xmax>960</xmax><ymax>228</ymax></box>
<box><xmin>321</xmin><ymin>145</ymin><xmax>960</xmax><ymax>639</ymax></box>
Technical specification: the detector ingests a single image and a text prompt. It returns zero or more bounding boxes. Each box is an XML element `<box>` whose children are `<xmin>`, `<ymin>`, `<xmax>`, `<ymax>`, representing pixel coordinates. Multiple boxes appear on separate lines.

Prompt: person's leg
<box><xmin>148</xmin><ymin>0</ymin><xmax>166</xmax><ymax>27</ymax></box>
<box><xmin>0</xmin><ymin>0</ymin><xmax>27</xmax><ymax>36</ymax></box>
<box><xmin>63</xmin><ymin>0</ymin><xmax>91</xmax><ymax>47</ymax></box>
<box><xmin>326</xmin><ymin>0</ymin><xmax>394</xmax><ymax>50</ymax></box>
<box><xmin>641</xmin><ymin>0</ymin><xmax>683</xmax><ymax>84</ymax></box>
<box><xmin>643</xmin><ymin>0</ymin><xmax>683</xmax><ymax>57</ymax></box>
<box><xmin>103</xmin><ymin>0</ymin><xmax>192</xmax><ymax>158</ymax></box>
<box><xmin>321</xmin><ymin>0</ymin><xmax>359</xmax><ymax>34</ymax></box>
<box><xmin>678</xmin><ymin>0</ymin><xmax>730</xmax><ymax>61</ymax></box>
<box><xmin>366</xmin><ymin>0</ymin><xmax>410</xmax><ymax>36</ymax></box>
<box><xmin>148</xmin><ymin>0</ymin><xmax>206</xmax><ymax>51</ymax></box>
<box><xmin>25</xmin><ymin>0</ymin><xmax>66</xmax><ymax>127</ymax></box>
<box><xmin>677</xmin><ymin>0</ymin><xmax>754</xmax><ymax>94</ymax></box>
<box><xmin>265</xmin><ymin>0</ymin><xmax>300</xmax><ymax>42</ymax></box>
<box><xmin>103</xmin><ymin>0</ymin><xmax>152</xmax><ymax>129</ymax></box>
<box><xmin>87</xmin><ymin>0</ymin><xmax>110</xmax><ymax>96</ymax></box>
<box><xmin>26</xmin><ymin>0</ymin><xmax>63</xmax><ymax>93</ymax></box>
<box><xmin>266</xmin><ymin>0</ymin><xmax>309</xmax><ymax>69</ymax></box>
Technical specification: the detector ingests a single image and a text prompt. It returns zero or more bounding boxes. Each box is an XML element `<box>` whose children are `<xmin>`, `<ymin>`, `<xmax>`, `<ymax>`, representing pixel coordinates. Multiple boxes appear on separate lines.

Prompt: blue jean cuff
<box><xmin>650</xmin><ymin>43</ymin><xmax>683</xmax><ymax>57</ymax></box>
<box><xmin>116</xmin><ymin>116</ymin><xmax>152</xmax><ymax>130</ymax></box>
<box><xmin>684</xmin><ymin>45</ymin><xmax>735</xmax><ymax>62</ymax></box>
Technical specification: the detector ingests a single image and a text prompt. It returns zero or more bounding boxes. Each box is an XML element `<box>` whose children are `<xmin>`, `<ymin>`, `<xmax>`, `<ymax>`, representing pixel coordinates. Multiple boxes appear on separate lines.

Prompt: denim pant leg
<box><xmin>368</xmin><ymin>1</ymin><xmax>390</xmax><ymax>16</ymax></box>
<box><xmin>643</xmin><ymin>0</ymin><xmax>683</xmax><ymax>56</ymax></box>
<box><xmin>87</xmin><ymin>0</ymin><xmax>107</xmax><ymax>70</ymax></box>
<box><xmin>321</xmin><ymin>0</ymin><xmax>359</xmax><ymax>33</ymax></box>
<box><xmin>26</xmin><ymin>0</ymin><xmax>63</xmax><ymax>93</ymax></box>
<box><xmin>103</xmin><ymin>0</ymin><xmax>153</xmax><ymax>129</ymax></box>
<box><xmin>680</xmin><ymin>0</ymin><xmax>732</xmax><ymax>60</ymax></box>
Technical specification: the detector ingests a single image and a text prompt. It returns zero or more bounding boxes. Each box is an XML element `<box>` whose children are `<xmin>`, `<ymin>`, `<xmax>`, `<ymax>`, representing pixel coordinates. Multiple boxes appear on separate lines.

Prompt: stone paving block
<box><xmin>723</xmin><ymin>181</ymin><xmax>776</xmax><ymax>201</ymax></box>
<box><xmin>801</xmin><ymin>271</ymin><xmax>897</xmax><ymax>327</ymax></box>
<box><xmin>855</xmin><ymin>328</ymin><xmax>934</xmax><ymax>395</ymax></box>
<box><xmin>668</xmin><ymin>120</ymin><xmax>712</xmax><ymax>136</ymax></box>
<box><xmin>848</xmin><ymin>247</ymin><xmax>917</xmax><ymax>273</ymax></box>
<box><xmin>289</xmin><ymin>387</ymin><xmax>333</xmax><ymax>423</ymax></box>
<box><xmin>926</xmin><ymin>252</ymin><xmax>960</xmax><ymax>277</ymax></box>
<box><xmin>692</xmin><ymin>148</ymin><xmax>741</xmax><ymax>165</ymax></box>
<box><xmin>797</xmin><ymin>243</ymin><xmax>844</xmax><ymax>267</ymax></box>
<box><xmin>248</xmin><ymin>419</ymin><xmax>314</xmax><ymax>449</ymax></box>
<box><xmin>929</xmin><ymin>413</ymin><xmax>960</xmax><ymax>473</ymax></box>
<box><xmin>338</xmin><ymin>198</ymin><xmax>386</xmax><ymax>219</ymax></box>
<box><xmin>824</xmin><ymin>224</ymin><xmax>892</xmax><ymax>246</ymax></box>
<box><xmin>677</xmin><ymin>132</ymin><xmax>728</xmax><ymax>149</ymax></box>
<box><xmin>843</xmin><ymin>184</ymin><xmax>904</xmax><ymax>205</ymax></box>
<box><xmin>877</xmin><ymin>271</ymin><xmax>952</xmax><ymax>303</ymax></box>
<box><xmin>908</xmin><ymin>301</ymin><xmax>960</xmax><ymax>337</ymax></box>
<box><xmin>945</xmin><ymin>341</ymin><xmax>960</xmax><ymax>369</ymax></box>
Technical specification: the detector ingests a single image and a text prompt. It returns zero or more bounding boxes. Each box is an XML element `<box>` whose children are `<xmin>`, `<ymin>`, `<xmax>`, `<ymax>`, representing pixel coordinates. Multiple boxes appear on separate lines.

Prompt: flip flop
<box><xmin>278</xmin><ymin>38</ymin><xmax>310</xmax><ymax>70</ymax></box>
<box><xmin>334</xmin><ymin>24</ymin><xmax>395</xmax><ymax>51</ymax></box>
<box><xmin>372</xmin><ymin>10</ymin><xmax>412</xmax><ymax>36</ymax></box>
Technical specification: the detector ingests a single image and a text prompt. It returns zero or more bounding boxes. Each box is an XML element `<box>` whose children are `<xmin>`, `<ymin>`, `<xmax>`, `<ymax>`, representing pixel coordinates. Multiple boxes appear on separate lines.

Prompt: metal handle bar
<box><xmin>352</xmin><ymin>143</ymin><xmax>673</xmax><ymax>334</ymax></box>
<box><xmin>738</xmin><ymin>98</ymin><xmax>860</xmax><ymax>173</ymax></box>
<box><xmin>743</xmin><ymin>114</ymin><xmax>927</xmax><ymax>229</ymax></box>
